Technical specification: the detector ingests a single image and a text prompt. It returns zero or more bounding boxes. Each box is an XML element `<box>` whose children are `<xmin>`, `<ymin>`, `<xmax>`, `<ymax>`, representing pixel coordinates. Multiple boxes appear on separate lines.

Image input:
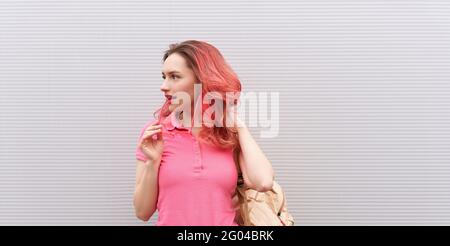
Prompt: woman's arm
<box><xmin>236</xmin><ymin>118</ymin><xmax>274</xmax><ymax>192</ymax></box>
<box><xmin>133</xmin><ymin>122</ymin><xmax>163</xmax><ymax>221</ymax></box>
<box><xmin>133</xmin><ymin>159</ymin><xmax>160</xmax><ymax>221</ymax></box>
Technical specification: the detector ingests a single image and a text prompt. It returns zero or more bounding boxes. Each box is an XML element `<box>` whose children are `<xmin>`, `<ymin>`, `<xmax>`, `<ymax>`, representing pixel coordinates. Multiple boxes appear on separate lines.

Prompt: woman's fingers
<box><xmin>139</xmin><ymin>129</ymin><xmax>162</xmax><ymax>146</ymax></box>
<box><xmin>145</xmin><ymin>124</ymin><xmax>162</xmax><ymax>131</ymax></box>
<box><xmin>142</xmin><ymin>129</ymin><xmax>162</xmax><ymax>140</ymax></box>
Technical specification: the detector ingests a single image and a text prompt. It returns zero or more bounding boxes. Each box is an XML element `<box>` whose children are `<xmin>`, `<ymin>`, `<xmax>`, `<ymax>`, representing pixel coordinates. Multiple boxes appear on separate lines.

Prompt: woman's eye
<box><xmin>162</xmin><ymin>75</ymin><xmax>179</xmax><ymax>80</ymax></box>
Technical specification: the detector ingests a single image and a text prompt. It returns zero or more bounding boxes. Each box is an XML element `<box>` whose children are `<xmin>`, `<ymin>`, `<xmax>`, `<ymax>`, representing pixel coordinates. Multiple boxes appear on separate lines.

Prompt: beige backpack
<box><xmin>231</xmin><ymin>146</ymin><xmax>294</xmax><ymax>226</ymax></box>
<box><xmin>233</xmin><ymin>174</ymin><xmax>295</xmax><ymax>226</ymax></box>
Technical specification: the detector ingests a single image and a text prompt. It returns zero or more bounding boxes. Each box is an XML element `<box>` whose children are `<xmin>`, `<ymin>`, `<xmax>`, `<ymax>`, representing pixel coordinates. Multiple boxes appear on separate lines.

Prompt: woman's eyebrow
<box><xmin>162</xmin><ymin>70</ymin><xmax>181</xmax><ymax>75</ymax></box>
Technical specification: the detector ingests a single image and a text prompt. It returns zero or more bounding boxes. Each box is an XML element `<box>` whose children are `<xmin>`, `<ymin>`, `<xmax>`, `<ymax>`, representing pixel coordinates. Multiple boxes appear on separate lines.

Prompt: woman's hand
<box><xmin>138</xmin><ymin>123</ymin><xmax>164</xmax><ymax>164</ymax></box>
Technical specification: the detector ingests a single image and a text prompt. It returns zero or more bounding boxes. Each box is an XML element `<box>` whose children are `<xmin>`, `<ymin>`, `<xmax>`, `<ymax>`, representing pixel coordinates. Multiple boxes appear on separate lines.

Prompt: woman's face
<box><xmin>160</xmin><ymin>53</ymin><xmax>197</xmax><ymax>113</ymax></box>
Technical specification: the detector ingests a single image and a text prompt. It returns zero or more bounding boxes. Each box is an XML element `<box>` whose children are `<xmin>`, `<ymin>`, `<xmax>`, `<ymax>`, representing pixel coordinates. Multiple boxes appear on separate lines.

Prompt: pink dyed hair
<box><xmin>155</xmin><ymin>40</ymin><xmax>242</xmax><ymax>150</ymax></box>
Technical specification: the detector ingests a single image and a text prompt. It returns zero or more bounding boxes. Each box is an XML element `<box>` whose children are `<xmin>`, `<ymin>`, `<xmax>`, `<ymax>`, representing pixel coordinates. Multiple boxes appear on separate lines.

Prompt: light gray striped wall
<box><xmin>1</xmin><ymin>0</ymin><xmax>450</xmax><ymax>225</ymax></box>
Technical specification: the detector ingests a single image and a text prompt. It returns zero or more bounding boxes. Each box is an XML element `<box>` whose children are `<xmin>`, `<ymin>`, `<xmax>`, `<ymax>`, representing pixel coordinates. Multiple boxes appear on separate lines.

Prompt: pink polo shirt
<box><xmin>135</xmin><ymin>112</ymin><xmax>239</xmax><ymax>226</ymax></box>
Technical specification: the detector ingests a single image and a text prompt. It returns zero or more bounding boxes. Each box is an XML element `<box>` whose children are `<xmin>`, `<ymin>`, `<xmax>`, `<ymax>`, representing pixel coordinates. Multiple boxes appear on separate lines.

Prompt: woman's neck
<box><xmin>178</xmin><ymin>110</ymin><xmax>201</xmax><ymax>137</ymax></box>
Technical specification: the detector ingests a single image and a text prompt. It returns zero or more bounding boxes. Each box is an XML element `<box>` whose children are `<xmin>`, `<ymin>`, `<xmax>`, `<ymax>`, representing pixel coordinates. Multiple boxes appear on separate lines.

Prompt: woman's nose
<box><xmin>160</xmin><ymin>80</ymin><xmax>170</xmax><ymax>92</ymax></box>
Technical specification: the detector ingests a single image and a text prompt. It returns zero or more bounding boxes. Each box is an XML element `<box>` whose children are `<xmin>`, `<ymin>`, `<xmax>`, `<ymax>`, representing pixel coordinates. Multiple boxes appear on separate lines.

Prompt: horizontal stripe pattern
<box><xmin>1</xmin><ymin>0</ymin><xmax>450</xmax><ymax>225</ymax></box>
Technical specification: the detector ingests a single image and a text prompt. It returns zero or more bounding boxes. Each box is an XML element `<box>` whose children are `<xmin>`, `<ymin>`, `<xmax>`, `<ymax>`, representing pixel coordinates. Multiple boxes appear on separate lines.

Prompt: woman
<box><xmin>133</xmin><ymin>40</ymin><xmax>274</xmax><ymax>226</ymax></box>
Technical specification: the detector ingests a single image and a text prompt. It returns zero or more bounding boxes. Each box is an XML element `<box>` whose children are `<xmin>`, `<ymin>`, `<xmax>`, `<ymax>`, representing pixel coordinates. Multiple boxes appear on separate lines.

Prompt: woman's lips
<box><xmin>165</xmin><ymin>95</ymin><xmax>176</xmax><ymax>103</ymax></box>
